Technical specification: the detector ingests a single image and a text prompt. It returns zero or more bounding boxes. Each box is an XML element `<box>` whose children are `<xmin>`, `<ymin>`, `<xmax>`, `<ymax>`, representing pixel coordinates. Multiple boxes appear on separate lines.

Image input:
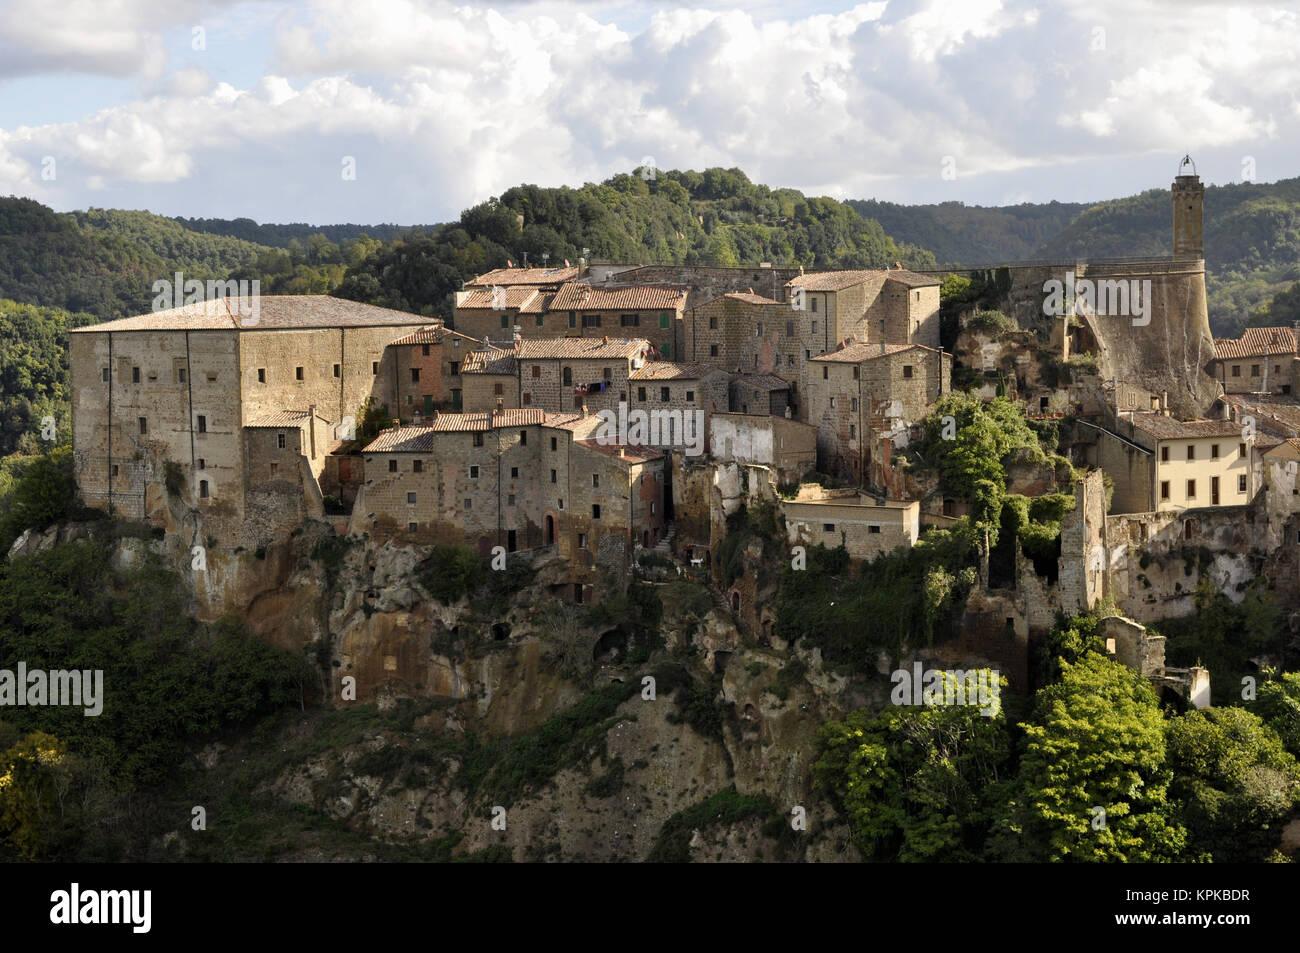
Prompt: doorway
<box><xmin>546</xmin><ymin>515</ymin><xmax>555</xmax><ymax>545</ymax></box>
<box><xmin>1211</xmin><ymin>476</ymin><xmax>1220</xmax><ymax>506</ymax></box>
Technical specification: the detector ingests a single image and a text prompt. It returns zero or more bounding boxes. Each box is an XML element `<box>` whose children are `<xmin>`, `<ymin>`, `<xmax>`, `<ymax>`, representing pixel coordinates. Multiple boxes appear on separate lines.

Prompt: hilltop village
<box><xmin>62</xmin><ymin>166</ymin><xmax>1300</xmax><ymax>705</ymax></box>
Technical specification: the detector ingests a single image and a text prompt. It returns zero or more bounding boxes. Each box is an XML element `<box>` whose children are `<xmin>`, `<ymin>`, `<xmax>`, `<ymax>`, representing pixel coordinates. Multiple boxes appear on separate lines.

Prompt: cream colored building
<box><xmin>781</xmin><ymin>489</ymin><xmax>920</xmax><ymax>559</ymax></box>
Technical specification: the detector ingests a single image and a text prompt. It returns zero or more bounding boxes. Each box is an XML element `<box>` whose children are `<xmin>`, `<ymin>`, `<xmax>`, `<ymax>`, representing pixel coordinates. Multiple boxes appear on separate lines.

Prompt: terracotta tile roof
<box><xmin>724</xmin><ymin>292</ymin><xmax>783</xmax><ymax>306</ymax></box>
<box><xmin>811</xmin><ymin>342</ymin><xmax>938</xmax><ymax>362</ymax></box>
<box><xmin>70</xmin><ymin>295</ymin><xmax>430</xmax><ymax>333</ymax></box>
<box><xmin>388</xmin><ymin>326</ymin><xmax>483</xmax><ymax>347</ymax></box>
<box><xmin>460</xmin><ymin>348</ymin><xmax>517</xmax><ymax>374</ymax></box>
<box><xmin>549</xmin><ymin>283</ymin><xmax>688</xmax><ymax>312</ymax></box>
<box><xmin>516</xmin><ymin>338</ymin><xmax>648</xmax><ymax>360</ymax></box>
<box><xmin>629</xmin><ymin>361</ymin><xmax>719</xmax><ymax>380</ymax></box>
<box><xmin>1221</xmin><ymin>394</ymin><xmax>1300</xmax><ymax>438</ymax></box>
<box><xmin>519</xmin><ymin>292</ymin><xmax>553</xmax><ymax>314</ymax></box>
<box><xmin>573</xmin><ymin>439</ymin><xmax>663</xmax><ymax>464</ymax></box>
<box><xmin>784</xmin><ymin>270</ymin><xmax>882</xmax><ymax>292</ymax></box>
<box><xmin>246</xmin><ymin>409</ymin><xmax>332</xmax><ymax>428</ymax></box>
<box><xmin>466</xmin><ymin>267</ymin><xmax>580</xmax><ymax>287</ymax></box>
<box><xmin>456</xmin><ymin>288</ymin><xmax>540</xmax><ymax>311</ymax></box>
<box><xmin>361</xmin><ymin>410</ymin><xmax>548</xmax><ymax>449</ymax></box>
<box><xmin>883</xmin><ymin>269</ymin><xmax>940</xmax><ymax>288</ymax></box>
<box><xmin>735</xmin><ymin>373</ymin><xmax>791</xmax><ymax>391</ymax></box>
<box><xmin>1215</xmin><ymin>327</ymin><xmax>1300</xmax><ymax>360</ymax></box>
<box><xmin>1125</xmin><ymin>412</ymin><xmax>1244</xmax><ymax>440</ymax></box>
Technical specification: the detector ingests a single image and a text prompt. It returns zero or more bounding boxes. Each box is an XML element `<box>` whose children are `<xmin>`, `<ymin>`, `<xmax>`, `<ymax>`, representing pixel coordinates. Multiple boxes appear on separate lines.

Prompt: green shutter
<box><xmin>501</xmin><ymin>314</ymin><xmax>509</xmax><ymax>328</ymax></box>
<box><xmin>661</xmin><ymin>342</ymin><xmax>670</xmax><ymax>359</ymax></box>
<box><xmin>659</xmin><ymin>311</ymin><xmax>670</xmax><ymax>328</ymax></box>
<box><xmin>569</xmin><ymin>311</ymin><xmax>576</xmax><ymax>327</ymax></box>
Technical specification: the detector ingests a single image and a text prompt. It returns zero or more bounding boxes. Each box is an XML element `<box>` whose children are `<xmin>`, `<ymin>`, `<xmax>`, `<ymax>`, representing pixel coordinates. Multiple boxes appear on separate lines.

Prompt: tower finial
<box><xmin>1179</xmin><ymin>154</ymin><xmax>1196</xmax><ymax>176</ymax></box>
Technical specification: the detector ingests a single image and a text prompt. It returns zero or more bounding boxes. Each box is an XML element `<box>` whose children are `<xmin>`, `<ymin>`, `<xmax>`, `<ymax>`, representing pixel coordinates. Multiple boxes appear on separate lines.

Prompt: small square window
<box><xmin>494</xmin><ymin>383</ymin><xmax>504</xmax><ymax>396</ymax></box>
<box><xmin>1232</xmin><ymin>365</ymin><xmax>1241</xmax><ymax>377</ymax></box>
<box><xmin>830</xmin><ymin>397</ymin><xmax>836</xmax><ymax>408</ymax></box>
<box><xmin>550</xmin><ymin>469</ymin><xmax>557</xmax><ymax>483</ymax></box>
<box><xmin>102</xmin><ymin>367</ymin><xmax>110</xmax><ymax>382</ymax></box>
<box><xmin>592</xmin><ymin>474</ymin><xmax>599</xmax><ymax>488</ymax></box>
<box><xmin>709</xmin><ymin>316</ymin><xmax>718</xmax><ymax>329</ymax></box>
<box><xmin>407</xmin><ymin>492</ymin><xmax>417</xmax><ymax>504</ymax></box>
<box><xmin>558</xmin><ymin>499</ymin><xmax>564</xmax><ymax>510</ymax></box>
<box><xmin>132</xmin><ymin>367</ymin><xmax>140</xmax><ymax>383</ymax></box>
<box><xmin>256</xmin><ymin>368</ymin><xmax>265</xmax><ymax>383</ymax></box>
<box><xmin>660</xmin><ymin>386</ymin><xmax>670</xmax><ymax>401</ymax></box>
<box><xmin>851</xmin><ymin>397</ymin><xmax>858</xmax><ymax>411</ymax></box>
<box><xmin>295</xmin><ymin>366</ymin><xmax>304</xmax><ymax>380</ymax></box>
<box><xmin>710</xmin><ymin>345</ymin><xmax>719</xmax><ymax>357</ymax></box>
<box><xmin>179</xmin><ymin>368</ymin><xmax>188</xmax><ymax>383</ymax></box>
<box><xmin>470</xmin><ymin>465</ymin><xmax>480</xmax><ymax>479</ymax></box>
<box><xmin>511</xmin><ymin>467</ymin><xmax>518</xmax><ymax>478</ymax></box>
<box><xmin>1238</xmin><ymin>475</ymin><xmax>1247</xmax><ymax>492</ymax></box>
<box><xmin>822</xmin><ymin>366</ymin><xmax>828</xmax><ymax>379</ymax></box>
<box><xmin>409</xmin><ymin>522</ymin><xmax>418</xmax><ymax>533</ymax></box>
<box><xmin>422</xmin><ymin>344</ymin><xmax>430</xmax><ymax>357</ymax></box>
<box><xmin>1187</xmin><ymin>446</ymin><xmax>1195</xmax><ymax>461</ymax></box>
<box><xmin>903</xmin><ymin>365</ymin><xmax>914</xmax><ymax>379</ymax></box>
<box><xmin>413</xmin><ymin>459</ymin><xmax>423</xmax><ymax>473</ymax></box>
<box><xmin>1161</xmin><ymin>446</ymin><xmax>1169</xmax><ymax>462</ymax></box>
<box><xmin>532</xmin><ymin>365</ymin><xmax>541</xmax><ymax>378</ymax></box>
<box><xmin>578</xmin><ymin>533</ymin><xmax>587</xmax><ymax>548</ymax></box>
<box><xmin>410</xmin><ymin>368</ymin><xmax>420</xmax><ymax>383</ymax></box>
<box><xmin>868</xmin><ymin>525</ymin><xmax>880</xmax><ymax>534</ymax></box>
<box><xmin>199</xmin><ymin>480</ymin><xmax>209</xmax><ymax>499</ymax></box>
<box><xmin>1211</xmin><ymin>444</ymin><xmax>1219</xmax><ymax>459</ymax></box>
<box><xmin>1186</xmin><ymin>479</ymin><xmax>1196</xmax><ymax>498</ymax></box>
<box><xmin>850</xmin><ymin>424</ymin><xmax>856</xmax><ymax>438</ymax></box>
<box><xmin>465</xmin><ymin>498</ymin><xmax>472</xmax><ymax>510</ymax></box>
<box><xmin>473</xmin><ymin>433</ymin><xmax>484</xmax><ymax>447</ymax></box>
<box><xmin>138</xmin><ymin>417</ymin><xmax>147</xmax><ymax>434</ymax></box>
<box><xmin>638</xmin><ymin>387</ymin><xmax>647</xmax><ymax>402</ymax></box>
<box><xmin>852</xmin><ymin>366</ymin><xmax>859</xmax><ymax>380</ymax></box>
<box><xmin>1240</xmin><ymin>443</ymin><xmax>1247</xmax><ymax>458</ymax></box>
<box><xmin>823</xmin><ymin>523</ymin><xmax>835</xmax><ymax>532</ymax></box>
<box><xmin>277</xmin><ymin>433</ymin><xmax>286</xmax><ymax>449</ymax></box>
<box><xmin>197</xmin><ymin>415</ymin><xmax>206</xmax><ymax>433</ymax></box>
<box><xmin>333</xmin><ymin>364</ymin><xmax>341</xmax><ymax>378</ymax></box>
<box><xmin>508</xmin><ymin>494</ymin><xmax>516</xmax><ymax>506</ymax></box>
<box><xmin>388</xmin><ymin>459</ymin><xmax>397</xmax><ymax>472</ymax></box>
<box><xmin>111</xmin><ymin>464</ymin><xmax>119</xmax><ymax>477</ymax></box>
<box><xmin>372</xmin><ymin>361</ymin><xmax>379</xmax><ymax>375</ymax></box>
<box><xmin>592</xmin><ymin>504</ymin><xmax>601</xmax><ymax>519</ymax></box>
<box><xmin>551</xmin><ymin>437</ymin><xmax>558</xmax><ymax>451</ymax></box>
<box><xmin>520</xmin><ymin>430</ymin><xmax>527</xmax><ymax>445</ymax></box>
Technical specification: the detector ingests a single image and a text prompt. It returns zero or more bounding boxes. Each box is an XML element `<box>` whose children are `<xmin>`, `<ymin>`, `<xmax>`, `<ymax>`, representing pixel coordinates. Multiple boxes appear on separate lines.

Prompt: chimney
<box><xmin>1221</xmin><ymin>401</ymin><xmax>1231</xmax><ymax>421</ymax></box>
<box><xmin>307</xmin><ymin>404</ymin><xmax>317</xmax><ymax>457</ymax></box>
<box><xmin>1161</xmin><ymin>391</ymin><xmax>1169</xmax><ymax>416</ymax></box>
<box><xmin>494</xmin><ymin>397</ymin><xmax>503</xmax><ymax>417</ymax></box>
<box><xmin>431</xmin><ymin>408</ymin><xmax>439</xmax><ymax>422</ymax></box>
<box><xmin>581</xmin><ymin>403</ymin><xmax>588</xmax><ymax>417</ymax></box>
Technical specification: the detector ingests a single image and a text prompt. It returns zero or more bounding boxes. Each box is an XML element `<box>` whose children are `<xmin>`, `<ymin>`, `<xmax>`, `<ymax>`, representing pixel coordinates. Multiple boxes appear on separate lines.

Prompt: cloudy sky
<box><xmin>0</xmin><ymin>0</ymin><xmax>1296</xmax><ymax>225</ymax></box>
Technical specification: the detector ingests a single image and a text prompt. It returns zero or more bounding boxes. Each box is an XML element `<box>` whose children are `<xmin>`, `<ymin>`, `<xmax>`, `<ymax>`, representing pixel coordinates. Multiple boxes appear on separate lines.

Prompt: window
<box><xmin>112</xmin><ymin>465</ymin><xmax>118</xmax><ymax>477</ymax></box>
<box><xmin>473</xmin><ymin>433</ymin><xmax>484</xmax><ymax>447</ymax></box>
<box><xmin>550</xmin><ymin>469</ymin><xmax>557</xmax><ymax>483</ymax></box>
<box><xmin>449</xmin><ymin>362</ymin><xmax>459</xmax><ymax>375</ymax></box>
<box><xmin>1186</xmin><ymin>446</ymin><xmax>1195</xmax><ymax>461</ymax></box>
<box><xmin>823</xmin><ymin>522</ymin><xmax>835</xmax><ymax>532</ymax></box>
<box><xmin>659</xmin><ymin>312</ymin><xmax>670</xmax><ymax>329</ymax></box>
<box><xmin>413</xmin><ymin>460</ymin><xmax>423</xmax><ymax>473</ymax></box>
<box><xmin>1160</xmin><ymin>481</ymin><xmax>1170</xmax><ymax>500</ymax></box>
<box><xmin>559</xmin><ymin>499</ymin><xmax>564</xmax><ymax>509</ymax></box>
<box><xmin>199</xmin><ymin>480</ymin><xmax>209</xmax><ymax>499</ymax></box>
<box><xmin>407</xmin><ymin>492</ymin><xmax>417</xmax><ymax>504</ymax></box>
<box><xmin>1252</xmin><ymin>364</ymin><xmax>1261</xmax><ymax>376</ymax></box>
<box><xmin>422</xmin><ymin>344</ymin><xmax>430</xmax><ymax>357</ymax></box>
<box><xmin>651</xmin><ymin>502</ymin><xmax>656</xmax><ymax>514</ymax></box>
<box><xmin>660</xmin><ymin>386</ymin><xmax>670</xmax><ymax>401</ymax></box>
<box><xmin>520</xmin><ymin>430</ymin><xmax>527</xmax><ymax>445</ymax></box>
<box><xmin>179</xmin><ymin>368</ymin><xmax>189</xmax><ymax>383</ymax></box>
<box><xmin>621</xmin><ymin>313</ymin><xmax>639</xmax><ymax>327</ymax></box>
<box><xmin>710</xmin><ymin>345</ymin><xmax>719</xmax><ymax>357</ymax></box>
<box><xmin>1232</xmin><ymin>365</ymin><xmax>1241</xmax><ymax>377</ymax></box>
<box><xmin>1238</xmin><ymin>475</ymin><xmax>1247</xmax><ymax>492</ymax></box>
<box><xmin>333</xmin><ymin>364</ymin><xmax>341</xmax><ymax>378</ymax></box>
<box><xmin>532</xmin><ymin>365</ymin><xmax>541</xmax><ymax>379</ymax></box>
<box><xmin>822</xmin><ymin>366</ymin><xmax>828</xmax><ymax>379</ymax></box>
<box><xmin>903</xmin><ymin>366</ymin><xmax>914</xmax><ymax>379</ymax></box>
<box><xmin>372</xmin><ymin>361</ymin><xmax>379</xmax><ymax>375</ymax></box>
<box><xmin>1275</xmin><ymin>365</ymin><xmax>1282</xmax><ymax>375</ymax></box>
<box><xmin>849</xmin><ymin>424</ymin><xmax>856</xmax><ymax>438</ymax></box>
<box><xmin>551</xmin><ymin>437</ymin><xmax>557</xmax><ymax>451</ymax></box>
<box><xmin>138</xmin><ymin>417</ymin><xmax>147</xmax><ymax>434</ymax></box>
<box><xmin>852</xmin><ymin>366</ymin><xmax>859</xmax><ymax>380</ymax></box>
<box><xmin>592</xmin><ymin>474</ymin><xmax>599</xmax><ymax>488</ymax></box>
<box><xmin>102</xmin><ymin>367</ymin><xmax>110</xmax><ymax>382</ymax></box>
<box><xmin>1186</xmin><ymin>479</ymin><xmax>1196</xmax><ymax>499</ymax></box>
<box><xmin>494</xmin><ymin>383</ymin><xmax>504</xmax><ymax>396</ymax></box>
<box><xmin>535</xmin><ymin>314</ymin><xmax>544</xmax><ymax>327</ymax></box>
<box><xmin>811</xmin><ymin>298</ymin><xmax>818</xmax><ymax>313</ymax></box>
<box><xmin>388</xmin><ymin>459</ymin><xmax>397</xmax><ymax>472</ymax></box>
<box><xmin>568</xmin><ymin>311</ymin><xmax>576</xmax><ymax>328</ymax></box>
<box><xmin>829</xmin><ymin>397</ymin><xmax>836</xmax><ymax>408</ymax></box>
<box><xmin>523</xmin><ymin>394</ymin><xmax>531</xmax><ymax>405</ymax></box>
<box><xmin>1211</xmin><ymin>444</ymin><xmax>1219</xmax><ymax>459</ymax></box>
<box><xmin>592</xmin><ymin>504</ymin><xmax>601</xmax><ymax>519</ymax></box>
<box><xmin>255</xmin><ymin>368</ymin><xmax>265</xmax><ymax>383</ymax></box>
<box><xmin>786</xmin><ymin>321</ymin><xmax>795</xmax><ymax>336</ymax></box>
<box><xmin>582</xmin><ymin>313</ymin><xmax>601</xmax><ymax>328</ymax></box>
<box><xmin>563</xmin><ymin>367</ymin><xmax>572</xmax><ymax>386</ymax></box>
<box><xmin>661</xmin><ymin>342</ymin><xmax>671</xmax><ymax>359</ymax></box>
<box><xmin>409</xmin><ymin>522</ymin><xmax>418</xmax><ymax>533</ymax></box>
<box><xmin>465</xmin><ymin>498</ymin><xmax>472</xmax><ymax>510</ymax></box>
<box><xmin>851</xmin><ymin>397</ymin><xmax>858</xmax><ymax>411</ymax></box>
<box><xmin>1161</xmin><ymin>446</ymin><xmax>1169</xmax><ymax>462</ymax></box>
<box><xmin>686</xmin><ymin>390</ymin><xmax>694</xmax><ymax>402</ymax></box>
<box><xmin>755</xmin><ymin>323</ymin><xmax>764</xmax><ymax>337</ymax></box>
<box><xmin>638</xmin><ymin>387</ymin><xmax>647</xmax><ymax>402</ymax></box>
<box><xmin>197</xmin><ymin>415</ymin><xmax>206</xmax><ymax>433</ymax></box>
<box><xmin>805</xmin><ymin>350</ymin><xmax>811</xmax><ymax>360</ymax></box>
<box><xmin>197</xmin><ymin>458</ymin><xmax>205</xmax><ymax>470</ymax></box>
<box><xmin>578</xmin><ymin>533</ymin><xmax>587</xmax><ymax>548</ymax></box>
<box><xmin>410</xmin><ymin>368</ymin><xmax>420</xmax><ymax>383</ymax></box>
<box><xmin>510</xmin><ymin>466</ymin><xmax>518</xmax><ymax>478</ymax></box>
<box><xmin>206</xmin><ymin>372</ymin><xmax>216</xmax><ymax>382</ymax></box>
<box><xmin>278</xmin><ymin>433</ymin><xmax>287</xmax><ymax>449</ymax></box>
<box><xmin>501</xmin><ymin>314</ymin><xmax>509</xmax><ymax>329</ymax></box>
<box><xmin>132</xmin><ymin>366</ymin><xmax>140</xmax><ymax>383</ymax></box>
<box><xmin>868</xmin><ymin>525</ymin><xmax>880</xmax><ymax>534</ymax></box>
<box><xmin>469</xmin><ymin>465</ymin><xmax>480</xmax><ymax>479</ymax></box>
<box><xmin>508</xmin><ymin>494</ymin><xmax>516</xmax><ymax>506</ymax></box>
<box><xmin>295</xmin><ymin>366</ymin><xmax>304</xmax><ymax>380</ymax></box>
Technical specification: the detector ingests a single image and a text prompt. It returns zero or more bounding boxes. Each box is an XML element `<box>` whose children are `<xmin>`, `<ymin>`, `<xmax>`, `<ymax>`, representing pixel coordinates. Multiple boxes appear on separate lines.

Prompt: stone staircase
<box><xmin>654</xmin><ymin>521</ymin><xmax>676</xmax><ymax>554</ymax></box>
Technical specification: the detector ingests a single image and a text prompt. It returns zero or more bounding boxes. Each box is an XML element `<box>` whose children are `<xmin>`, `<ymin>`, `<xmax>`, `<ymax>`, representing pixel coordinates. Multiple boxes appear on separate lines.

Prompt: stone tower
<box><xmin>1172</xmin><ymin>156</ymin><xmax>1204</xmax><ymax>261</ymax></box>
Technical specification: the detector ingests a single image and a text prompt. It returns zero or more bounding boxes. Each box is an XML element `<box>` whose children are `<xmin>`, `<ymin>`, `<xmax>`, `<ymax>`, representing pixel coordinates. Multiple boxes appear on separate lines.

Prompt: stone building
<box><xmin>545</xmin><ymin>283</ymin><xmax>689</xmax><ymax>359</ymax></box>
<box><xmin>1211</xmin><ymin>327</ymin><xmax>1298</xmax><ymax>395</ymax></box>
<box><xmin>462</xmin><ymin>337</ymin><xmax>652</xmax><ymax>416</ymax></box>
<box><xmin>684</xmin><ymin>291</ymin><xmax>801</xmax><ymax>387</ymax></box>
<box><xmin>451</xmin><ymin>286</ymin><xmax>549</xmax><ymax>344</ymax></box>
<box><xmin>354</xmin><ymin>409</ymin><xmax>665</xmax><ymax>583</ymax></box>
<box><xmin>384</xmin><ymin>325</ymin><xmax>485</xmax><ymax>416</ymax></box>
<box><xmin>709</xmin><ymin>414</ymin><xmax>816</xmax><ymax>484</ymax></box>
<box><xmin>780</xmin><ymin>488</ymin><xmax>920</xmax><ymax>559</ymax></box>
<box><xmin>729</xmin><ymin>374</ymin><xmax>793</xmax><ymax>417</ymax></box>
<box><xmin>784</xmin><ymin>265</ymin><xmax>941</xmax><ymax>355</ymax></box>
<box><xmin>805</xmin><ymin>341</ymin><xmax>951</xmax><ymax>483</ymax></box>
<box><xmin>69</xmin><ymin>295</ymin><xmax>428</xmax><ymax>545</ymax></box>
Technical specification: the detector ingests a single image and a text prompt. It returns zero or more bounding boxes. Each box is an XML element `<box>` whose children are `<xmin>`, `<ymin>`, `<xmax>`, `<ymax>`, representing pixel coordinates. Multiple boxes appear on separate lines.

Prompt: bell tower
<box><xmin>1172</xmin><ymin>155</ymin><xmax>1204</xmax><ymax>261</ymax></box>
